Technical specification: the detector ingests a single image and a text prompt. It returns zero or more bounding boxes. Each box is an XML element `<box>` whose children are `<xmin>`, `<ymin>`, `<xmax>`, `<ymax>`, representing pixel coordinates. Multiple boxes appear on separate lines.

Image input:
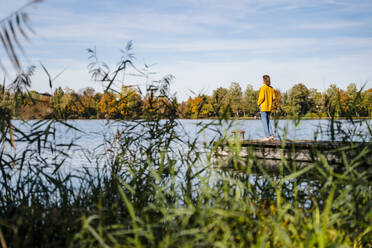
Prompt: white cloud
<box><xmin>138</xmin><ymin>38</ymin><xmax>313</xmax><ymax>52</ymax></box>
<box><xmin>27</xmin><ymin>5</ymin><xmax>233</xmax><ymax>43</ymax></box>
<box><xmin>296</xmin><ymin>21</ymin><xmax>364</xmax><ymax>30</ymax></box>
<box><xmin>184</xmin><ymin>0</ymin><xmax>364</xmax><ymax>12</ymax></box>
<box><xmin>138</xmin><ymin>37</ymin><xmax>372</xmax><ymax>54</ymax></box>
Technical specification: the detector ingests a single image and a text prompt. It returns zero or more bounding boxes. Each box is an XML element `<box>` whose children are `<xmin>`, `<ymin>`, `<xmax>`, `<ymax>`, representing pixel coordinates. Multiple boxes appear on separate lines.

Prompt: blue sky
<box><xmin>1</xmin><ymin>0</ymin><xmax>372</xmax><ymax>100</ymax></box>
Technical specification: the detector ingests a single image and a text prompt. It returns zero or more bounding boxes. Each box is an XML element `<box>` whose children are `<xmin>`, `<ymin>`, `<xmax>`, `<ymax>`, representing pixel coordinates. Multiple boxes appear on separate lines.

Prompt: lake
<box><xmin>9</xmin><ymin>119</ymin><xmax>371</xmax><ymax>169</ymax></box>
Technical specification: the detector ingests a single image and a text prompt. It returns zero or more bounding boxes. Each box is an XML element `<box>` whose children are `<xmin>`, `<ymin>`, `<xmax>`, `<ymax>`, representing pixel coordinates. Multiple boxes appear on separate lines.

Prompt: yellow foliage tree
<box><xmin>99</xmin><ymin>87</ymin><xmax>141</xmax><ymax>119</ymax></box>
<box><xmin>187</xmin><ymin>95</ymin><xmax>212</xmax><ymax>118</ymax></box>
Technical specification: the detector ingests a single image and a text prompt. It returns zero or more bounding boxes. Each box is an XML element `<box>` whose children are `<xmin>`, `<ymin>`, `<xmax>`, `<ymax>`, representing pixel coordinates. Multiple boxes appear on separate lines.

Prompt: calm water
<box><xmin>9</xmin><ymin>119</ymin><xmax>371</xmax><ymax>168</ymax></box>
<box><xmin>49</xmin><ymin>119</ymin><xmax>369</xmax><ymax>143</ymax></box>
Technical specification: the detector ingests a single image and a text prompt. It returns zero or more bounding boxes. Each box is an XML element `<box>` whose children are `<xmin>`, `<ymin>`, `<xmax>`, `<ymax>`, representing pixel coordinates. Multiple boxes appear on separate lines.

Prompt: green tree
<box><xmin>242</xmin><ymin>84</ymin><xmax>258</xmax><ymax>117</ymax></box>
<box><xmin>360</xmin><ymin>88</ymin><xmax>372</xmax><ymax>117</ymax></box>
<box><xmin>309</xmin><ymin>88</ymin><xmax>323</xmax><ymax>116</ymax></box>
<box><xmin>287</xmin><ymin>83</ymin><xmax>313</xmax><ymax>116</ymax></box>
<box><xmin>53</xmin><ymin>87</ymin><xmax>65</xmax><ymax>117</ymax></box>
<box><xmin>210</xmin><ymin>87</ymin><xmax>229</xmax><ymax>117</ymax></box>
<box><xmin>343</xmin><ymin>83</ymin><xmax>364</xmax><ymax>117</ymax></box>
<box><xmin>325</xmin><ymin>84</ymin><xmax>341</xmax><ymax>117</ymax></box>
<box><xmin>228</xmin><ymin>82</ymin><xmax>243</xmax><ymax>117</ymax></box>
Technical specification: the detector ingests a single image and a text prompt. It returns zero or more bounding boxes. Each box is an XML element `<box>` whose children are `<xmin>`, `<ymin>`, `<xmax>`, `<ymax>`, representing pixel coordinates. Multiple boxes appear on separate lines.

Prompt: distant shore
<box><xmin>11</xmin><ymin>116</ymin><xmax>372</xmax><ymax>121</ymax></box>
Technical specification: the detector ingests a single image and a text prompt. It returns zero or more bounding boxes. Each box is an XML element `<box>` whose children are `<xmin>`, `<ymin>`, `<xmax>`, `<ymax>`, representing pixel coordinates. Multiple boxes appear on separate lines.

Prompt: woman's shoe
<box><xmin>261</xmin><ymin>137</ymin><xmax>270</xmax><ymax>142</ymax></box>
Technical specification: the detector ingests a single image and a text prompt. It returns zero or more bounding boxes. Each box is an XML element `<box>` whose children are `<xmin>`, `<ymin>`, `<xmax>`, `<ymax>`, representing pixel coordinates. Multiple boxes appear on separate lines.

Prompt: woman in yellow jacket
<box><xmin>257</xmin><ymin>75</ymin><xmax>275</xmax><ymax>141</ymax></box>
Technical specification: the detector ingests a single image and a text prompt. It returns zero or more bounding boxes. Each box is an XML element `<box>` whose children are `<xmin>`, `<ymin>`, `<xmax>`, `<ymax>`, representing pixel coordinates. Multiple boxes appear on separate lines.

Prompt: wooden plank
<box><xmin>213</xmin><ymin>139</ymin><xmax>370</xmax><ymax>168</ymax></box>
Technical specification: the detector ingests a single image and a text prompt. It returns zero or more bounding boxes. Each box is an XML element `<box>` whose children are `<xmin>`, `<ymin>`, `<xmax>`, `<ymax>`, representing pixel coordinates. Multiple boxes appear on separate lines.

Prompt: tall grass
<box><xmin>1</xmin><ymin>45</ymin><xmax>371</xmax><ymax>247</ymax></box>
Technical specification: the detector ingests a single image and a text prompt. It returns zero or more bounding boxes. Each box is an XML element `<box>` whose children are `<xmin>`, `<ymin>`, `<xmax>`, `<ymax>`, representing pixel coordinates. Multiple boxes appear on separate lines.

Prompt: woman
<box><xmin>257</xmin><ymin>75</ymin><xmax>275</xmax><ymax>141</ymax></box>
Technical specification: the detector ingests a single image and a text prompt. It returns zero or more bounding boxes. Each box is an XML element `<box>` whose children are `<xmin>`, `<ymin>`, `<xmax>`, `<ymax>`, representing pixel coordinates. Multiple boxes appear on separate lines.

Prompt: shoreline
<box><xmin>10</xmin><ymin>117</ymin><xmax>372</xmax><ymax>121</ymax></box>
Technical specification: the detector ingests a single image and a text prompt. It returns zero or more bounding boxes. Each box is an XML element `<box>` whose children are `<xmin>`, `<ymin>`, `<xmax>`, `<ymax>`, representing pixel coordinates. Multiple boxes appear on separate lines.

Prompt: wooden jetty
<box><xmin>213</xmin><ymin>139</ymin><xmax>371</xmax><ymax>170</ymax></box>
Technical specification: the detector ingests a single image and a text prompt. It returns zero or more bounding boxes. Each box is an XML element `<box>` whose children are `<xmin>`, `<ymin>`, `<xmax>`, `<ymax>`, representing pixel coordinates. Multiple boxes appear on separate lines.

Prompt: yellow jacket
<box><xmin>257</xmin><ymin>84</ymin><xmax>275</xmax><ymax>112</ymax></box>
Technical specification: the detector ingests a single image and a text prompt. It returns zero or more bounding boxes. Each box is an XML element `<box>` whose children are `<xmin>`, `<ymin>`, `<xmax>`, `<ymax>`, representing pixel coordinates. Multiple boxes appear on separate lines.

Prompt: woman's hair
<box><xmin>263</xmin><ymin>75</ymin><xmax>271</xmax><ymax>86</ymax></box>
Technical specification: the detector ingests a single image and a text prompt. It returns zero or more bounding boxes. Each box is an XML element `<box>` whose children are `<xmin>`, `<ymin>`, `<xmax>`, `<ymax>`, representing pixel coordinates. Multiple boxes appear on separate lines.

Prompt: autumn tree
<box><xmin>272</xmin><ymin>89</ymin><xmax>282</xmax><ymax>115</ymax></box>
<box><xmin>0</xmin><ymin>87</ymin><xmax>12</xmax><ymax>116</ymax></box>
<box><xmin>80</xmin><ymin>87</ymin><xmax>98</xmax><ymax>118</ymax></box>
<box><xmin>98</xmin><ymin>91</ymin><xmax>118</xmax><ymax>119</ymax></box>
<box><xmin>187</xmin><ymin>95</ymin><xmax>212</xmax><ymax>118</ymax></box>
<box><xmin>118</xmin><ymin>87</ymin><xmax>142</xmax><ymax>118</ymax></box>
<box><xmin>178</xmin><ymin>101</ymin><xmax>189</xmax><ymax>118</ymax></box>
<box><xmin>60</xmin><ymin>88</ymin><xmax>84</xmax><ymax>118</ymax></box>
<box><xmin>99</xmin><ymin>86</ymin><xmax>141</xmax><ymax>119</ymax></box>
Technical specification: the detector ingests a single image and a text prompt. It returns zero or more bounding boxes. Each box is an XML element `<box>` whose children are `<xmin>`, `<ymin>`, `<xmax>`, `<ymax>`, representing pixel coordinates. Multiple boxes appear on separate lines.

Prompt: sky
<box><xmin>1</xmin><ymin>0</ymin><xmax>372</xmax><ymax>100</ymax></box>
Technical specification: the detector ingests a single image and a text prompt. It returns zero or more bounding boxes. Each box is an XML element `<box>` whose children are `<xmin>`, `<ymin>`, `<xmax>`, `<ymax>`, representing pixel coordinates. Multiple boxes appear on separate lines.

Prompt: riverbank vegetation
<box><xmin>1</xmin><ymin>78</ymin><xmax>371</xmax><ymax>120</ymax></box>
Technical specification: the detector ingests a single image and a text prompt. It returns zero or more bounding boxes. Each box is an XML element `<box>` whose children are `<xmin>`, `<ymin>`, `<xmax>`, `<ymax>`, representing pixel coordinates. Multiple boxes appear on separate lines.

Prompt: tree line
<box><xmin>182</xmin><ymin>82</ymin><xmax>372</xmax><ymax>118</ymax></box>
<box><xmin>1</xmin><ymin>81</ymin><xmax>371</xmax><ymax>119</ymax></box>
